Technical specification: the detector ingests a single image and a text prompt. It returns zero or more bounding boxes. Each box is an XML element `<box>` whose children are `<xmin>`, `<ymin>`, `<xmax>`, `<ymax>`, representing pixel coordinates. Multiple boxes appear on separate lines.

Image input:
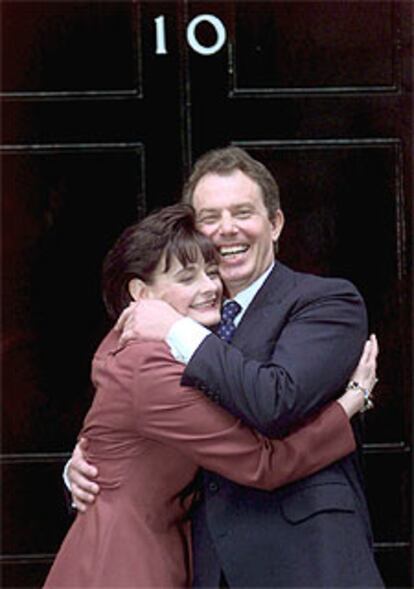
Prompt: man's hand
<box><xmin>68</xmin><ymin>438</ymin><xmax>100</xmax><ymax>513</ymax></box>
<box><xmin>115</xmin><ymin>300</ymin><xmax>183</xmax><ymax>346</ymax></box>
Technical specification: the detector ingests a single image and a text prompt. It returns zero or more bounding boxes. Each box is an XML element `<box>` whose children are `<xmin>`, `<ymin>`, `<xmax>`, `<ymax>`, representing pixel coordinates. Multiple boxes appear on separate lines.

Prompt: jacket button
<box><xmin>208</xmin><ymin>481</ymin><xmax>219</xmax><ymax>493</ymax></box>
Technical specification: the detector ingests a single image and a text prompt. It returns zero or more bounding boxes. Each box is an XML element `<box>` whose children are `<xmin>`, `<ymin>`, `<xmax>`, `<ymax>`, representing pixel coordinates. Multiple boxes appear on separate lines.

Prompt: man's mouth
<box><xmin>218</xmin><ymin>244</ymin><xmax>249</xmax><ymax>258</ymax></box>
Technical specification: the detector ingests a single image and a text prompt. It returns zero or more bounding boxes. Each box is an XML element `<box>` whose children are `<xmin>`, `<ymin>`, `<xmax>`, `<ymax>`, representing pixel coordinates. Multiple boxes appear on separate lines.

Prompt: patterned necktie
<box><xmin>216</xmin><ymin>300</ymin><xmax>242</xmax><ymax>343</ymax></box>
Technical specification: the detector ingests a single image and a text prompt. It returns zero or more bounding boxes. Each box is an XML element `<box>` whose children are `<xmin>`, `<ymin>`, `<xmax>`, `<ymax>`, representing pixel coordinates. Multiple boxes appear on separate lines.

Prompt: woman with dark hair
<box><xmin>44</xmin><ymin>204</ymin><xmax>377</xmax><ymax>588</ymax></box>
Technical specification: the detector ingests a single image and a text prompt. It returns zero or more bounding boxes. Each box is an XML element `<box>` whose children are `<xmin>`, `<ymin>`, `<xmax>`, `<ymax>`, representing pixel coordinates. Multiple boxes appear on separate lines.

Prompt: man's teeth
<box><xmin>219</xmin><ymin>245</ymin><xmax>249</xmax><ymax>256</ymax></box>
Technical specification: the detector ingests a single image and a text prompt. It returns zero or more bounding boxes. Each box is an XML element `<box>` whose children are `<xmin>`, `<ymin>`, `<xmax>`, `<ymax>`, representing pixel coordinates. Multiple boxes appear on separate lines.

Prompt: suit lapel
<box><xmin>232</xmin><ymin>262</ymin><xmax>297</xmax><ymax>346</ymax></box>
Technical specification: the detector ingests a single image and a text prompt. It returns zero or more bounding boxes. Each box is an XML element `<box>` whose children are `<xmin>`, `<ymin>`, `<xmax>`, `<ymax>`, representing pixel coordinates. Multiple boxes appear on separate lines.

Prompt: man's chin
<box><xmin>220</xmin><ymin>266</ymin><xmax>251</xmax><ymax>290</ymax></box>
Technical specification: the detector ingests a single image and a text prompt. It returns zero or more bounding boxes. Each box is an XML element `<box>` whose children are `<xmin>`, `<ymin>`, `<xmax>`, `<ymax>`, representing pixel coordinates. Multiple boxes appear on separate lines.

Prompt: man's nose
<box><xmin>218</xmin><ymin>213</ymin><xmax>237</xmax><ymax>234</ymax></box>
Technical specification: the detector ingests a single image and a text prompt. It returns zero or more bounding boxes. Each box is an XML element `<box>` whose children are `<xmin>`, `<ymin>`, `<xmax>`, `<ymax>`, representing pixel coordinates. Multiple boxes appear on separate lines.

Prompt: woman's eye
<box><xmin>207</xmin><ymin>269</ymin><xmax>220</xmax><ymax>278</ymax></box>
<box><xmin>179</xmin><ymin>273</ymin><xmax>194</xmax><ymax>284</ymax></box>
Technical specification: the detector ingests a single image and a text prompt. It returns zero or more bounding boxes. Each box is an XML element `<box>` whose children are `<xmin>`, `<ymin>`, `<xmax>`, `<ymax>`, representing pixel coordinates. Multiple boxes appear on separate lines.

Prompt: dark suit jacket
<box><xmin>182</xmin><ymin>262</ymin><xmax>384</xmax><ymax>588</ymax></box>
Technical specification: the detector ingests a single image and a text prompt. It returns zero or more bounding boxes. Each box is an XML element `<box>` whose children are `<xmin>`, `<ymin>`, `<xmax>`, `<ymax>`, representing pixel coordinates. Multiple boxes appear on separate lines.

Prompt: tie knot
<box><xmin>221</xmin><ymin>300</ymin><xmax>242</xmax><ymax>322</ymax></box>
<box><xmin>216</xmin><ymin>301</ymin><xmax>241</xmax><ymax>343</ymax></box>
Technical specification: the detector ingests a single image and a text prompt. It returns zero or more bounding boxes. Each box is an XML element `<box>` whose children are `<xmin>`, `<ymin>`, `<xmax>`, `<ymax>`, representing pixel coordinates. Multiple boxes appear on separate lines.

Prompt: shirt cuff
<box><xmin>166</xmin><ymin>317</ymin><xmax>210</xmax><ymax>364</ymax></box>
<box><xmin>63</xmin><ymin>458</ymin><xmax>72</xmax><ymax>491</ymax></box>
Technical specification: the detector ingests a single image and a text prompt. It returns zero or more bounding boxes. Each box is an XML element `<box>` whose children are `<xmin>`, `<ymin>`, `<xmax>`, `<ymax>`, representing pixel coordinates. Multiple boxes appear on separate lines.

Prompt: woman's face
<box><xmin>146</xmin><ymin>253</ymin><xmax>223</xmax><ymax>327</ymax></box>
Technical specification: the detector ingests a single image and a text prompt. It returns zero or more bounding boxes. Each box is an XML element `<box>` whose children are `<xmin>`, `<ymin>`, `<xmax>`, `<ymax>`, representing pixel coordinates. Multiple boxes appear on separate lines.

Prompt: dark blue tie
<box><xmin>216</xmin><ymin>301</ymin><xmax>242</xmax><ymax>343</ymax></box>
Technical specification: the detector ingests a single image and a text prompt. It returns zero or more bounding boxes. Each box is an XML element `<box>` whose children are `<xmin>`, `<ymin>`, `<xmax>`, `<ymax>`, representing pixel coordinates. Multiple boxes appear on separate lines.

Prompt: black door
<box><xmin>1</xmin><ymin>1</ymin><xmax>412</xmax><ymax>587</ymax></box>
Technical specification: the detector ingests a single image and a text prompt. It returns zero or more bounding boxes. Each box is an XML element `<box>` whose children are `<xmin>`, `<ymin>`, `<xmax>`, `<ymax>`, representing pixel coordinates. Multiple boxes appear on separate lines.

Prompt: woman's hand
<box><xmin>337</xmin><ymin>334</ymin><xmax>379</xmax><ymax>418</ymax></box>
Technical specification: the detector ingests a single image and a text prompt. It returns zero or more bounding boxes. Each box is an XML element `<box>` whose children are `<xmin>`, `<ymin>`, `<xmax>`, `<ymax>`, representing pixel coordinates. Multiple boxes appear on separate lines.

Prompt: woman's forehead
<box><xmin>151</xmin><ymin>250</ymin><xmax>216</xmax><ymax>283</ymax></box>
<box><xmin>167</xmin><ymin>247</ymin><xmax>215</xmax><ymax>270</ymax></box>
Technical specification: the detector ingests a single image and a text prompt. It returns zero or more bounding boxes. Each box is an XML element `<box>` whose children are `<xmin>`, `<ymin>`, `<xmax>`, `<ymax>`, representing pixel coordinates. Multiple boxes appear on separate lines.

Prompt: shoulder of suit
<box><xmin>274</xmin><ymin>262</ymin><xmax>362</xmax><ymax>300</ymax></box>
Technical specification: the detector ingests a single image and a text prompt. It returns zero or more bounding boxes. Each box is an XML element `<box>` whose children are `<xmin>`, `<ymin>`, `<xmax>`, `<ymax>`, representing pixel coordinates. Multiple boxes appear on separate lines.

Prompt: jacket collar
<box><xmin>231</xmin><ymin>262</ymin><xmax>297</xmax><ymax>338</ymax></box>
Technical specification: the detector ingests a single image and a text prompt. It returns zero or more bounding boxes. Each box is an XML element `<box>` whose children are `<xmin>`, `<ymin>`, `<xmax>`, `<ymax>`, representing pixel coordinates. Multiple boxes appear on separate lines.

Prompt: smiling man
<box><xmin>68</xmin><ymin>147</ymin><xmax>383</xmax><ymax>587</ymax></box>
<box><xmin>191</xmin><ymin>168</ymin><xmax>284</xmax><ymax>298</ymax></box>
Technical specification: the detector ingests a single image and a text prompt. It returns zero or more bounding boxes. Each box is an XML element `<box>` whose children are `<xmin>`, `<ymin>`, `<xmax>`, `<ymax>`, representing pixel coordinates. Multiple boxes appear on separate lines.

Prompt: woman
<box><xmin>44</xmin><ymin>204</ymin><xmax>377</xmax><ymax>588</ymax></box>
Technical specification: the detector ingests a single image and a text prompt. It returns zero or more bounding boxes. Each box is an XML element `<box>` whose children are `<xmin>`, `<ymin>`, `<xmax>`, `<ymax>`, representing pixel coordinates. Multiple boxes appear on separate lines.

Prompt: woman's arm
<box><xmin>67</xmin><ymin>336</ymin><xmax>377</xmax><ymax>508</ymax></box>
<box><xmin>132</xmin><ymin>338</ymin><xmax>376</xmax><ymax>491</ymax></box>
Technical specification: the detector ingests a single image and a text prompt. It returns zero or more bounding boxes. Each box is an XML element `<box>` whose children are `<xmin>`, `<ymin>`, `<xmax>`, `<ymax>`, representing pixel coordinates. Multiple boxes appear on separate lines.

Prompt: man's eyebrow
<box><xmin>197</xmin><ymin>208</ymin><xmax>219</xmax><ymax>215</ymax></box>
<box><xmin>196</xmin><ymin>203</ymin><xmax>255</xmax><ymax>217</ymax></box>
<box><xmin>231</xmin><ymin>202</ymin><xmax>254</xmax><ymax>209</ymax></box>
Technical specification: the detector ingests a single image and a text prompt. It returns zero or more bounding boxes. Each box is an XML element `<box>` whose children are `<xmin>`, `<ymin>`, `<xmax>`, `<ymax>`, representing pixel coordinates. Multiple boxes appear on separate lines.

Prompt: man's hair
<box><xmin>183</xmin><ymin>146</ymin><xmax>281</xmax><ymax>217</ymax></box>
<box><xmin>102</xmin><ymin>203</ymin><xmax>218</xmax><ymax>321</ymax></box>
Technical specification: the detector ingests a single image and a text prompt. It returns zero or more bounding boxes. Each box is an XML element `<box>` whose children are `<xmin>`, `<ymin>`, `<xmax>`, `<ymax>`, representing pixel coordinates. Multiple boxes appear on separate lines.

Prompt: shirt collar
<box><xmin>228</xmin><ymin>262</ymin><xmax>275</xmax><ymax>324</ymax></box>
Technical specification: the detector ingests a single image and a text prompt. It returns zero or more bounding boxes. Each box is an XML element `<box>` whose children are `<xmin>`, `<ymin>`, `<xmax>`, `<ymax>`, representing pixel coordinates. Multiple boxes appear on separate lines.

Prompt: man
<box><xmin>68</xmin><ymin>147</ymin><xmax>383</xmax><ymax>587</ymax></box>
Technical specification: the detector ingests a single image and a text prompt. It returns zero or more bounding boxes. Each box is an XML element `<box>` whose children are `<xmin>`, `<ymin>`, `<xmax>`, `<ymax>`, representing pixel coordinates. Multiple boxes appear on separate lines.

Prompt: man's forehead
<box><xmin>193</xmin><ymin>172</ymin><xmax>263</xmax><ymax>209</ymax></box>
<box><xmin>194</xmin><ymin>169</ymin><xmax>257</xmax><ymax>188</ymax></box>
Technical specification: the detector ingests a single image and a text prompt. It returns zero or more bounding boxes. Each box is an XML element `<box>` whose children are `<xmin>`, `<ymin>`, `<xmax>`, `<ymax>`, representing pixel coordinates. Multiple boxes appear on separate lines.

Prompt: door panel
<box><xmin>233</xmin><ymin>1</ymin><xmax>397</xmax><ymax>92</ymax></box>
<box><xmin>2</xmin><ymin>1</ymin><xmax>141</xmax><ymax>96</ymax></box>
<box><xmin>3</xmin><ymin>147</ymin><xmax>145</xmax><ymax>455</ymax></box>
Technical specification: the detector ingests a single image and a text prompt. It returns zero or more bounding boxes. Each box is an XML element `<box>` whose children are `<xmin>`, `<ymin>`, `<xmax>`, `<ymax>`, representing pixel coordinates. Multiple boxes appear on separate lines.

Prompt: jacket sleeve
<box><xmin>131</xmin><ymin>343</ymin><xmax>356</xmax><ymax>491</ymax></box>
<box><xmin>182</xmin><ymin>278</ymin><xmax>367</xmax><ymax>437</ymax></box>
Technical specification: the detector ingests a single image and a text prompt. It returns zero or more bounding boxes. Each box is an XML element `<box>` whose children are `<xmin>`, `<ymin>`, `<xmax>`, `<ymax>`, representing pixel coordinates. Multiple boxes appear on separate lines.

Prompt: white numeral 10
<box><xmin>155</xmin><ymin>14</ymin><xmax>227</xmax><ymax>56</ymax></box>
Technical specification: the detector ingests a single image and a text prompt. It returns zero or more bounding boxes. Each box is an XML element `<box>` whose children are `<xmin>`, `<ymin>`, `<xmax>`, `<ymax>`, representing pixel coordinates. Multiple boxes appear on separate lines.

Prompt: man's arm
<box><xmin>131</xmin><ymin>342</ymin><xmax>358</xmax><ymax>491</ymax></box>
<box><xmin>66</xmin><ymin>335</ymin><xmax>376</xmax><ymax>508</ymax></box>
<box><xmin>182</xmin><ymin>279</ymin><xmax>367</xmax><ymax>437</ymax></box>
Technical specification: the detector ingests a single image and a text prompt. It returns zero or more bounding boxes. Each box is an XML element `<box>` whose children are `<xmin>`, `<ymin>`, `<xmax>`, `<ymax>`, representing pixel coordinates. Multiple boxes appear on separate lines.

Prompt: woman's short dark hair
<box><xmin>102</xmin><ymin>203</ymin><xmax>219</xmax><ymax>321</ymax></box>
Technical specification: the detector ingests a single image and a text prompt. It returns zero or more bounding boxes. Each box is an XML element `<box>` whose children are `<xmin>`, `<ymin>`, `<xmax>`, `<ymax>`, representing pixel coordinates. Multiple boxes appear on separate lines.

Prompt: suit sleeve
<box><xmin>182</xmin><ymin>278</ymin><xmax>367</xmax><ymax>437</ymax></box>
<box><xmin>131</xmin><ymin>343</ymin><xmax>355</xmax><ymax>491</ymax></box>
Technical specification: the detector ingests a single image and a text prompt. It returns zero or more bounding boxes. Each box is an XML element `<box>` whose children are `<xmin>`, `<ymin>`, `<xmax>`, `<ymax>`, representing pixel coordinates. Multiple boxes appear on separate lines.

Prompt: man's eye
<box><xmin>235</xmin><ymin>209</ymin><xmax>252</xmax><ymax>218</ymax></box>
<box><xmin>198</xmin><ymin>215</ymin><xmax>218</xmax><ymax>225</ymax></box>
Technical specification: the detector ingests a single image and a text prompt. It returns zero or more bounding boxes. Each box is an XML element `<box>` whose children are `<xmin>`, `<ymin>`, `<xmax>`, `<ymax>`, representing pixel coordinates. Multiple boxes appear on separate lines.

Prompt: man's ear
<box><xmin>128</xmin><ymin>278</ymin><xmax>147</xmax><ymax>301</ymax></box>
<box><xmin>271</xmin><ymin>209</ymin><xmax>285</xmax><ymax>243</ymax></box>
